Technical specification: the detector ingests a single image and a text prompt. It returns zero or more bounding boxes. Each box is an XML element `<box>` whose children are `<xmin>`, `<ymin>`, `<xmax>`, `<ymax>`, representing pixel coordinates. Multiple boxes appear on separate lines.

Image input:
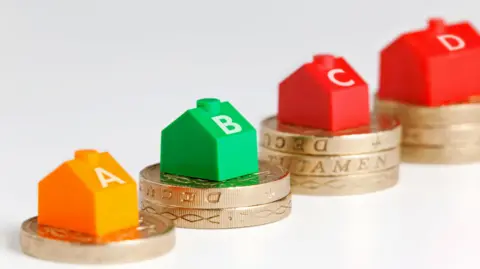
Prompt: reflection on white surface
<box><xmin>2</xmin><ymin>0</ymin><xmax>480</xmax><ymax>268</ymax></box>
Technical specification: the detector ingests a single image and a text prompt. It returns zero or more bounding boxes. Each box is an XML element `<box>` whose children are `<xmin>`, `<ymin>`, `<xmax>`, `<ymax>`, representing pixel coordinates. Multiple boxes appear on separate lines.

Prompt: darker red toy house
<box><xmin>378</xmin><ymin>18</ymin><xmax>480</xmax><ymax>106</ymax></box>
<box><xmin>278</xmin><ymin>54</ymin><xmax>370</xmax><ymax>131</ymax></box>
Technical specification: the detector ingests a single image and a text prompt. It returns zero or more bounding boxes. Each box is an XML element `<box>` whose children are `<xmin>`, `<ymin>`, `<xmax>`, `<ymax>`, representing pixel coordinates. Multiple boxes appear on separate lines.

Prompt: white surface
<box><xmin>1</xmin><ymin>1</ymin><xmax>480</xmax><ymax>268</ymax></box>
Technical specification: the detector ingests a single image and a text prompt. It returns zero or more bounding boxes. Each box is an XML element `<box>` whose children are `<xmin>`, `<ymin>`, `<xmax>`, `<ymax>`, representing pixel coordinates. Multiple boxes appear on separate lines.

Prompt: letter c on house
<box><xmin>437</xmin><ymin>34</ymin><xmax>465</xmax><ymax>51</ymax></box>
<box><xmin>327</xmin><ymin>69</ymin><xmax>355</xmax><ymax>87</ymax></box>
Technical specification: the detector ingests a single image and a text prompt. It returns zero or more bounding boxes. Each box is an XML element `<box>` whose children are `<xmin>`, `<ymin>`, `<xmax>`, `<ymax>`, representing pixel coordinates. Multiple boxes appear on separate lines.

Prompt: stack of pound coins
<box><xmin>259</xmin><ymin>115</ymin><xmax>402</xmax><ymax>195</ymax></box>
<box><xmin>260</xmin><ymin>53</ymin><xmax>402</xmax><ymax>195</ymax></box>
<box><xmin>374</xmin><ymin>96</ymin><xmax>480</xmax><ymax>164</ymax></box>
<box><xmin>374</xmin><ymin>18</ymin><xmax>480</xmax><ymax>164</ymax></box>
<box><xmin>139</xmin><ymin>160</ymin><xmax>292</xmax><ymax>229</ymax></box>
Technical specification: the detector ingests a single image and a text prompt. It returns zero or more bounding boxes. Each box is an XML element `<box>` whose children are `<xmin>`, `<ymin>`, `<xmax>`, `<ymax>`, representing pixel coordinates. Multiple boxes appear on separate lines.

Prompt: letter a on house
<box><xmin>160</xmin><ymin>98</ymin><xmax>259</xmax><ymax>181</ymax></box>
<box><xmin>38</xmin><ymin>149</ymin><xmax>139</xmax><ymax>236</ymax></box>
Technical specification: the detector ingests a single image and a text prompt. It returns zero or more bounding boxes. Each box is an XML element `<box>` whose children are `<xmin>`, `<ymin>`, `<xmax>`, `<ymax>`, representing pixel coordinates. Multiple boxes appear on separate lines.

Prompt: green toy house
<box><xmin>160</xmin><ymin>98</ymin><xmax>259</xmax><ymax>181</ymax></box>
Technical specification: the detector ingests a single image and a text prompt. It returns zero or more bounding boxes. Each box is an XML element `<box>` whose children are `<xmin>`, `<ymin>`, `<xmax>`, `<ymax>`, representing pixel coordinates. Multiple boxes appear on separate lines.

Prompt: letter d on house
<box><xmin>437</xmin><ymin>34</ymin><xmax>466</xmax><ymax>51</ymax></box>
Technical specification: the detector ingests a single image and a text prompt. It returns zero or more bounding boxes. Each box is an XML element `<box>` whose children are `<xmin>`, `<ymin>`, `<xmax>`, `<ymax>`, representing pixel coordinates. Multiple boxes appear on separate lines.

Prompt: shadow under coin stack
<box><xmin>140</xmin><ymin>98</ymin><xmax>292</xmax><ymax>229</ymax></box>
<box><xmin>374</xmin><ymin>18</ymin><xmax>480</xmax><ymax>164</ymax></box>
<box><xmin>259</xmin><ymin>54</ymin><xmax>402</xmax><ymax>195</ymax></box>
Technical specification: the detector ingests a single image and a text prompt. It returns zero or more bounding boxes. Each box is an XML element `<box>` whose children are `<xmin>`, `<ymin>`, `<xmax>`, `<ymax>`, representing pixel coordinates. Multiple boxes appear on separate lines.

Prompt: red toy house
<box><xmin>378</xmin><ymin>18</ymin><xmax>480</xmax><ymax>106</ymax></box>
<box><xmin>278</xmin><ymin>54</ymin><xmax>370</xmax><ymax>131</ymax></box>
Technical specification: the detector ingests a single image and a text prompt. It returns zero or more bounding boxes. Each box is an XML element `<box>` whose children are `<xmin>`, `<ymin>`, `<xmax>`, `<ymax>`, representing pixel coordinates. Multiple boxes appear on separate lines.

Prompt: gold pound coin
<box><xmin>141</xmin><ymin>193</ymin><xmax>292</xmax><ymax>229</ymax></box>
<box><xmin>259</xmin><ymin>146</ymin><xmax>400</xmax><ymax>176</ymax></box>
<box><xmin>259</xmin><ymin>115</ymin><xmax>401</xmax><ymax>156</ymax></box>
<box><xmin>402</xmin><ymin>123</ymin><xmax>480</xmax><ymax>146</ymax></box>
<box><xmin>139</xmin><ymin>161</ymin><xmax>290</xmax><ymax>209</ymax></box>
<box><xmin>290</xmin><ymin>166</ymin><xmax>399</xmax><ymax>195</ymax></box>
<box><xmin>374</xmin><ymin>95</ymin><xmax>480</xmax><ymax>127</ymax></box>
<box><xmin>401</xmin><ymin>145</ymin><xmax>480</xmax><ymax>164</ymax></box>
<box><xmin>20</xmin><ymin>213</ymin><xmax>175</xmax><ymax>264</ymax></box>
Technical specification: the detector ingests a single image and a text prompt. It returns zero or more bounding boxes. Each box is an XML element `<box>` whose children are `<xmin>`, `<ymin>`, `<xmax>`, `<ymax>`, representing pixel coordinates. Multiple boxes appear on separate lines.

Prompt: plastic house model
<box><xmin>160</xmin><ymin>98</ymin><xmax>259</xmax><ymax>181</ymax></box>
<box><xmin>38</xmin><ymin>149</ymin><xmax>139</xmax><ymax>236</ymax></box>
<box><xmin>378</xmin><ymin>18</ymin><xmax>480</xmax><ymax>106</ymax></box>
<box><xmin>278</xmin><ymin>54</ymin><xmax>370</xmax><ymax>131</ymax></box>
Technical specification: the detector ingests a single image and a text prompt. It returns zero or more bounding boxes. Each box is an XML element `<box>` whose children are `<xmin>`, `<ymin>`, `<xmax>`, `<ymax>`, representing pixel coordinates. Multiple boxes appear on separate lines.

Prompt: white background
<box><xmin>1</xmin><ymin>0</ymin><xmax>480</xmax><ymax>268</ymax></box>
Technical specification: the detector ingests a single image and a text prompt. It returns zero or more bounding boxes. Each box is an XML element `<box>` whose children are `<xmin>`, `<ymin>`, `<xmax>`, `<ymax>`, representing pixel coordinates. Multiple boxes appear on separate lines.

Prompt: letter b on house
<box><xmin>212</xmin><ymin>115</ymin><xmax>242</xmax><ymax>135</ymax></box>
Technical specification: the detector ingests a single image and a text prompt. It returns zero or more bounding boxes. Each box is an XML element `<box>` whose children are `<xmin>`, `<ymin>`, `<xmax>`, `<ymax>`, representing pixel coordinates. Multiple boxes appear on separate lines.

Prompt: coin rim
<box><xmin>401</xmin><ymin>123</ymin><xmax>480</xmax><ymax>146</ymax></box>
<box><xmin>141</xmin><ymin>193</ymin><xmax>292</xmax><ymax>229</ymax></box>
<box><xmin>290</xmin><ymin>166</ymin><xmax>399</xmax><ymax>196</ymax></box>
<box><xmin>260</xmin><ymin>115</ymin><xmax>402</xmax><ymax>156</ymax></box>
<box><xmin>401</xmin><ymin>145</ymin><xmax>480</xmax><ymax>164</ymax></box>
<box><xmin>374</xmin><ymin>95</ymin><xmax>480</xmax><ymax>127</ymax></box>
<box><xmin>20</xmin><ymin>212</ymin><xmax>175</xmax><ymax>264</ymax></box>
<box><xmin>259</xmin><ymin>146</ymin><xmax>400</xmax><ymax>176</ymax></box>
<box><xmin>139</xmin><ymin>161</ymin><xmax>291</xmax><ymax>208</ymax></box>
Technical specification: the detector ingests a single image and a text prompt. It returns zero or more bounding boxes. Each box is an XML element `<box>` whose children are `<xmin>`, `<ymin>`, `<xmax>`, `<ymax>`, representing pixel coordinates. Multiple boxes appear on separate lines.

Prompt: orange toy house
<box><xmin>38</xmin><ymin>149</ymin><xmax>138</xmax><ymax>236</ymax></box>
